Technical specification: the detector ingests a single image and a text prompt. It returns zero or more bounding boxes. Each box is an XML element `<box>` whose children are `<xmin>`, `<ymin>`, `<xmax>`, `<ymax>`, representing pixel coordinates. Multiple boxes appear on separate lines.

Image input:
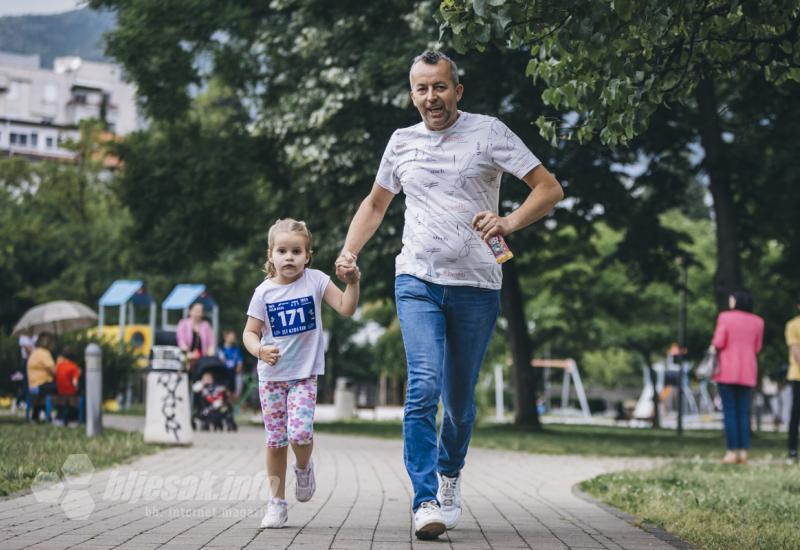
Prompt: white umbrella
<box><xmin>12</xmin><ymin>300</ymin><xmax>98</xmax><ymax>337</ymax></box>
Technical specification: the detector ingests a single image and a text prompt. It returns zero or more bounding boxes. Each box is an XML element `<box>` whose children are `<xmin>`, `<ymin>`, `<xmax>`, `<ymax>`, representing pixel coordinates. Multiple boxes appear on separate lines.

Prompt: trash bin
<box><xmin>144</xmin><ymin>346</ymin><xmax>193</xmax><ymax>445</ymax></box>
<box><xmin>333</xmin><ymin>377</ymin><xmax>356</xmax><ymax>420</ymax></box>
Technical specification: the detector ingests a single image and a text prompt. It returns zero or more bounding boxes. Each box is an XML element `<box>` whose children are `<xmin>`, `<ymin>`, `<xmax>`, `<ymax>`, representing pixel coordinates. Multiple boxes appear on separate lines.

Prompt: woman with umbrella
<box><xmin>26</xmin><ymin>332</ymin><xmax>58</xmax><ymax>422</ymax></box>
<box><xmin>13</xmin><ymin>300</ymin><xmax>98</xmax><ymax>422</ymax></box>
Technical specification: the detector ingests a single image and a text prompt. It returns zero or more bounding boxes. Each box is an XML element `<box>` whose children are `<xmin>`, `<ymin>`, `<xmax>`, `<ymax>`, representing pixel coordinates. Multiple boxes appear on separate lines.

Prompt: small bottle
<box><xmin>487</xmin><ymin>234</ymin><xmax>514</xmax><ymax>264</ymax></box>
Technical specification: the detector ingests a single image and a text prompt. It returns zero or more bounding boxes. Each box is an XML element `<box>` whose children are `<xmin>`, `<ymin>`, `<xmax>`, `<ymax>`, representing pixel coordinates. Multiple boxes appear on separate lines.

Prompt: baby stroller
<box><xmin>191</xmin><ymin>356</ymin><xmax>237</xmax><ymax>432</ymax></box>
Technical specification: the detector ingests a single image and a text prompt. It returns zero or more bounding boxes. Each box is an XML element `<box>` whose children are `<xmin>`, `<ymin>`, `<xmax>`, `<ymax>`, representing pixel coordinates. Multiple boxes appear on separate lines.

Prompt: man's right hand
<box><xmin>335</xmin><ymin>250</ymin><xmax>358</xmax><ymax>283</ymax></box>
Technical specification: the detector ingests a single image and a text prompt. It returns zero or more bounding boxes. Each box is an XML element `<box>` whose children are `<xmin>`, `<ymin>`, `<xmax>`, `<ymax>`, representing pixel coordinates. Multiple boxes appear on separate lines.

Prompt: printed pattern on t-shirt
<box><xmin>375</xmin><ymin>112</ymin><xmax>540</xmax><ymax>289</ymax></box>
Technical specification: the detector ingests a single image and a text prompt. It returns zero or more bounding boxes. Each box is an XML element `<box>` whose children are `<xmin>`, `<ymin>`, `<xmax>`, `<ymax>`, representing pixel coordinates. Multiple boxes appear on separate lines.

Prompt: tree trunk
<box><xmin>695</xmin><ymin>69</ymin><xmax>742</xmax><ymax>309</ymax></box>
<box><xmin>378</xmin><ymin>373</ymin><xmax>387</xmax><ymax>406</ymax></box>
<box><xmin>501</xmin><ymin>259</ymin><xmax>541</xmax><ymax>429</ymax></box>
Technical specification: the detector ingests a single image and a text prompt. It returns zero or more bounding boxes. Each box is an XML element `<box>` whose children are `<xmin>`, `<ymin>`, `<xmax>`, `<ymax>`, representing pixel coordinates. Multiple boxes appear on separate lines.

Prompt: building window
<box><xmin>7</xmin><ymin>81</ymin><xmax>19</xmax><ymax>100</ymax></box>
<box><xmin>31</xmin><ymin>133</ymin><xmax>38</xmax><ymax>147</ymax></box>
<box><xmin>19</xmin><ymin>134</ymin><xmax>27</xmax><ymax>146</ymax></box>
<box><xmin>44</xmin><ymin>83</ymin><xmax>58</xmax><ymax>103</ymax></box>
<box><xmin>9</xmin><ymin>132</ymin><xmax>18</xmax><ymax>145</ymax></box>
<box><xmin>46</xmin><ymin>136</ymin><xmax>54</xmax><ymax>149</ymax></box>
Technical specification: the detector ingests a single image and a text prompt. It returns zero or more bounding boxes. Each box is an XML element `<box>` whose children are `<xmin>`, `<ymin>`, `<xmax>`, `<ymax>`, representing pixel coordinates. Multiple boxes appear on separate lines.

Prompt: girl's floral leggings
<box><xmin>258</xmin><ymin>376</ymin><xmax>317</xmax><ymax>448</ymax></box>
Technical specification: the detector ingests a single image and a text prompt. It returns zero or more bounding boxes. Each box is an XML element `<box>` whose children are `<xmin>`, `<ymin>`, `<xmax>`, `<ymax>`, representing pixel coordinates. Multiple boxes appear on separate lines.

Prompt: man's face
<box><xmin>409</xmin><ymin>59</ymin><xmax>463</xmax><ymax>131</ymax></box>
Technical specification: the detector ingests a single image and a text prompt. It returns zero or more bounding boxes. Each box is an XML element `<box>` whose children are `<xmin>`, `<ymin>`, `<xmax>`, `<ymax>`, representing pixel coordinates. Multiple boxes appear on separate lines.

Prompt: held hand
<box><xmin>335</xmin><ymin>250</ymin><xmax>358</xmax><ymax>283</ymax></box>
<box><xmin>340</xmin><ymin>264</ymin><xmax>361</xmax><ymax>285</ymax></box>
<box><xmin>472</xmin><ymin>211</ymin><xmax>513</xmax><ymax>241</ymax></box>
<box><xmin>258</xmin><ymin>345</ymin><xmax>281</xmax><ymax>366</ymax></box>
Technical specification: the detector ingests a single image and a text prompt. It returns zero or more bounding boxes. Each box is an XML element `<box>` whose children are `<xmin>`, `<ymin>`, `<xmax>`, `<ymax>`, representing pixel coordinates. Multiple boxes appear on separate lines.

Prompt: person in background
<box><xmin>177</xmin><ymin>302</ymin><xmax>216</xmax><ymax>364</ymax></box>
<box><xmin>220</xmin><ymin>329</ymin><xmax>244</xmax><ymax>398</ymax></box>
<box><xmin>13</xmin><ymin>334</ymin><xmax>36</xmax><ymax>411</ymax></box>
<box><xmin>785</xmin><ymin>295</ymin><xmax>800</xmax><ymax>464</ymax></box>
<box><xmin>26</xmin><ymin>332</ymin><xmax>58</xmax><ymax>422</ymax></box>
<box><xmin>712</xmin><ymin>289</ymin><xmax>765</xmax><ymax>465</ymax></box>
<box><xmin>55</xmin><ymin>345</ymin><xmax>82</xmax><ymax>424</ymax></box>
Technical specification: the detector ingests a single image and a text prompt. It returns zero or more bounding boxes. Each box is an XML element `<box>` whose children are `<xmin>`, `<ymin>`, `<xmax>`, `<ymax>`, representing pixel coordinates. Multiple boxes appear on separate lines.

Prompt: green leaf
<box><xmin>786</xmin><ymin>68</ymin><xmax>800</xmax><ymax>83</ymax></box>
<box><xmin>525</xmin><ymin>58</ymin><xmax>538</xmax><ymax>77</ymax></box>
<box><xmin>613</xmin><ymin>0</ymin><xmax>633</xmax><ymax>21</ymax></box>
<box><xmin>476</xmin><ymin>21</ymin><xmax>491</xmax><ymax>43</ymax></box>
<box><xmin>472</xmin><ymin>0</ymin><xmax>487</xmax><ymax>18</ymax></box>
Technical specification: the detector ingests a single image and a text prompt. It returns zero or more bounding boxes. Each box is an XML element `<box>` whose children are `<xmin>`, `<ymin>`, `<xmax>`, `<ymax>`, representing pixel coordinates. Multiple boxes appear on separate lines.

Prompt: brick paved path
<box><xmin>0</xmin><ymin>416</ymin><xmax>678</xmax><ymax>549</ymax></box>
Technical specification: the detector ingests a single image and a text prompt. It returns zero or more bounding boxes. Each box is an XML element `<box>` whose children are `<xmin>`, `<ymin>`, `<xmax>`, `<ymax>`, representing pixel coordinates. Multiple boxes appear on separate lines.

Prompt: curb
<box><xmin>571</xmin><ymin>485</ymin><xmax>694</xmax><ymax>549</ymax></box>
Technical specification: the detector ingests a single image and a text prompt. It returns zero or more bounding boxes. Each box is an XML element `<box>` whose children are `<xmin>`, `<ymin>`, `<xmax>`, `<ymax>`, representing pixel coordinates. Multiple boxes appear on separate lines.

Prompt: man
<box><xmin>786</xmin><ymin>296</ymin><xmax>800</xmax><ymax>464</ymax></box>
<box><xmin>336</xmin><ymin>50</ymin><xmax>563</xmax><ymax>539</ymax></box>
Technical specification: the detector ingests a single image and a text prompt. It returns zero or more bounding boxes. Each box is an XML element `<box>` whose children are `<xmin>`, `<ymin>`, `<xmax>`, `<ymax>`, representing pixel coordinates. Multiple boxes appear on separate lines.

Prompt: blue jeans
<box><xmin>718</xmin><ymin>383</ymin><xmax>752</xmax><ymax>450</ymax></box>
<box><xmin>395</xmin><ymin>275</ymin><xmax>500</xmax><ymax>511</ymax></box>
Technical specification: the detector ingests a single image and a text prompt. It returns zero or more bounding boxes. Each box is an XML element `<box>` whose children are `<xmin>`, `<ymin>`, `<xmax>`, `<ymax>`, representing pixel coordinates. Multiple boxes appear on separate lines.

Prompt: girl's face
<box><xmin>269</xmin><ymin>231</ymin><xmax>310</xmax><ymax>283</ymax></box>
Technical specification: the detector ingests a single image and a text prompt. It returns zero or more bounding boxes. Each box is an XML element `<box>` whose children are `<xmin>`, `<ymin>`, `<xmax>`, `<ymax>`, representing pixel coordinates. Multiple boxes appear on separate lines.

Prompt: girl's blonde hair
<box><xmin>263</xmin><ymin>218</ymin><xmax>313</xmax><ymax>278</ymax></box>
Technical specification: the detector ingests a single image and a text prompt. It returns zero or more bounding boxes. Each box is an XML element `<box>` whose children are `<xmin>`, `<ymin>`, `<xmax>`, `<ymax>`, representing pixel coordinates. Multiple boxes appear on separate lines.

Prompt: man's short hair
<box><xmin>409</xmin><ymin>50</ymin><xmax>459</xmax><ymax>87</ymax></box>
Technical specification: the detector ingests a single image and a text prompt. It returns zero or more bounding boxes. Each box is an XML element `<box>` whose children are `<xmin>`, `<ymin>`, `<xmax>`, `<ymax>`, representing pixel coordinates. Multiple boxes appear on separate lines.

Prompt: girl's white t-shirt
<box><xmin>376</xmin><ymin>111</ymin><xmax>541</xmax><ymax>289</ymax></box>
<box><xmin>246</xmin><ymin>268</ymin><xmax>330</xmax><ymax>382</ymax></box>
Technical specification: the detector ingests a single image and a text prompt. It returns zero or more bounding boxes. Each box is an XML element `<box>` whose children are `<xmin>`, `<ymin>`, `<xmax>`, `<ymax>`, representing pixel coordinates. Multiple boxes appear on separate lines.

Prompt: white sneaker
<box><xmin>414</xmin><ymin>500</ymin><xmax>446</xmax><ymax>540</ymax></box>
<box><xmin>294</xmin><ymin>459</ymin><xmax>316</xmax><ymax>502</ymax></box>
<box><xmin>260</xmin><ymin>498</ymin><xmax>288</xmax><ymax>528</ymax></box>
<box><xmin>437</xmin><ymin>472</ymin><xmax>462</xmax><ymax>529</ymax></box>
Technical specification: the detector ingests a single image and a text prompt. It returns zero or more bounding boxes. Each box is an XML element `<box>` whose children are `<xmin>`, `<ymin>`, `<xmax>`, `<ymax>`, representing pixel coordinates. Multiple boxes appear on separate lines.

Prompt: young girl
<box><xmin>242</xmin><ymin>218</ymin><xmax>360</xmax><ymax>529</ymax></box>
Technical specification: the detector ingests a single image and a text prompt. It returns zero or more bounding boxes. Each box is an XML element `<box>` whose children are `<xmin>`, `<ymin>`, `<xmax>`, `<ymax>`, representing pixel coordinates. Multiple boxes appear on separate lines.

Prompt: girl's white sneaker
<box><xmin>260</xmin><ymin>498</ymin><xmax>288</xmax><ymax>528</ymax></box>
<box><xmin>294</xmin><ymin>459</ymin><xmax>316</xmax><ymax>502</ymax></box>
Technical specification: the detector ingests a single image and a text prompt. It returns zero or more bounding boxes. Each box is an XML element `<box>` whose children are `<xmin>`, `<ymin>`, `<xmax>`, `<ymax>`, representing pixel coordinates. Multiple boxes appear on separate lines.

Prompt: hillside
<box><xmin>0</xmin><ymin>8</ymin><xmax>115</xmax><ymax>69</ymax></box>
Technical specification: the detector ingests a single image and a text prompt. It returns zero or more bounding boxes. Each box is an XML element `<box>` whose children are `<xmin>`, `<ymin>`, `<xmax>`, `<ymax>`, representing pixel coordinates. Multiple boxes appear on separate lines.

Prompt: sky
<box><xmin>0</xmin><ymin>0</ymin><xmax>82</xmax><ymax>17</ymax></box>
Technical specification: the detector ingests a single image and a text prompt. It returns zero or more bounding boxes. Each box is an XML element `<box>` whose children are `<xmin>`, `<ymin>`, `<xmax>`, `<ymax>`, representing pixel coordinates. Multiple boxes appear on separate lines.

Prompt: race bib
<box><xmin>267</xmin><ymin>296</ymin><xmax>316</xmax><ymax>337</ymax></box>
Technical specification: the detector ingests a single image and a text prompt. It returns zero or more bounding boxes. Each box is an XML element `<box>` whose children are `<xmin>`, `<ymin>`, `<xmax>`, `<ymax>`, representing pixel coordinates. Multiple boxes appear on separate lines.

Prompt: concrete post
<box><xmin>85</xmin><ymin>343</ymin><xmax>103</xmax><ymax>437</ymax></box>
<box><xmin>494</xmin><ymin>364</ymin><xmax>504</xmax><ymax>421</ymax></box>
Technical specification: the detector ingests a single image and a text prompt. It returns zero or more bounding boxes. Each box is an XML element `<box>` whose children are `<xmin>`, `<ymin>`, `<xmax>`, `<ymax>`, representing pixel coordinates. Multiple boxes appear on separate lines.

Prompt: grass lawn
<box><xmin>581</xmin><ymin>461</ymin><xmax>800</xmax><ymax>550</ymax></box>
<box><xmin>315</xmin><ymin>419</ymin><xmax>788</xmax><ymax>459</ymax></box>
<box><xmin>0</xmin><ymin>416</ymin><xmax>160</xmax><ymax>497</ymax></box>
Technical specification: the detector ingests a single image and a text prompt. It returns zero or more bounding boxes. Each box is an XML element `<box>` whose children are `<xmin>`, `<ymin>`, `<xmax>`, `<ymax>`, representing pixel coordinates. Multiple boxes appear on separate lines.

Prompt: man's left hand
<box><xmin>472</xmin><ymin>211</ymin><xmax>513</xmax><ymax>241</ymax></box>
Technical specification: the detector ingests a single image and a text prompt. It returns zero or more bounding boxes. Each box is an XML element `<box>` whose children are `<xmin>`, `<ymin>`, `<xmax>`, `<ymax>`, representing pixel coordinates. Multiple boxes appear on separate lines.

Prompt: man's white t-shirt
<box><xmin>246</xmin><ymin>269</ymin><xmax>330</xmax><ymax>382</ymax></box>
<box><xmin>376</xmin><ymin>111</ymin><xmax>541</xmax><ymax>289</ymax></box>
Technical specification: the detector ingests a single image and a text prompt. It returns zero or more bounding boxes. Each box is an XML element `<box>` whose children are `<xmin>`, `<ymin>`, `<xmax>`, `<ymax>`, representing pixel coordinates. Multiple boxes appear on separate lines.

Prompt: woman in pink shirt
<box><xmin>712</xmin><ymin>289</ymin><xmax>764</xmax><ymax>465</ymax></box>
<box><xmin>176</xmin><ymin>302</ymin><xmax>216</xmax><ymax>362</ymax></box>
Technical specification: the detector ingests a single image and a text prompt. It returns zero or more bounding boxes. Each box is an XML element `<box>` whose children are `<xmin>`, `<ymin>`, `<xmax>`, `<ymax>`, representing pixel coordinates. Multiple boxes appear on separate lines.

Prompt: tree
<box><xmin>89</xmin><ymin>0</ymin><xmax>711</xmax><ymax>428</ymax></box>
<box><xmin>438</xmin><ymin>0</ymin><xmax>800</xmax><ymax>307</ymax></box>
<box><xmin>110</xmin><ymin>80</ymin><xmax>265</xmax><ymax>274</ymax></box>
<box><xmin>0</xmin><ymin>121</ymin><xmax>131</xmax><ymax>331</ymax></box>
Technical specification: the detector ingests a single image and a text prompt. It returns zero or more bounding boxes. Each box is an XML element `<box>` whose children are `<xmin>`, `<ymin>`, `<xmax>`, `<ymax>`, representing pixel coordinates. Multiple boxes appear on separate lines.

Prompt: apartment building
<box><xmin>0</xmin><ymin>51</ymin><xmax>139</xmax><ymax>161</ymax></box>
